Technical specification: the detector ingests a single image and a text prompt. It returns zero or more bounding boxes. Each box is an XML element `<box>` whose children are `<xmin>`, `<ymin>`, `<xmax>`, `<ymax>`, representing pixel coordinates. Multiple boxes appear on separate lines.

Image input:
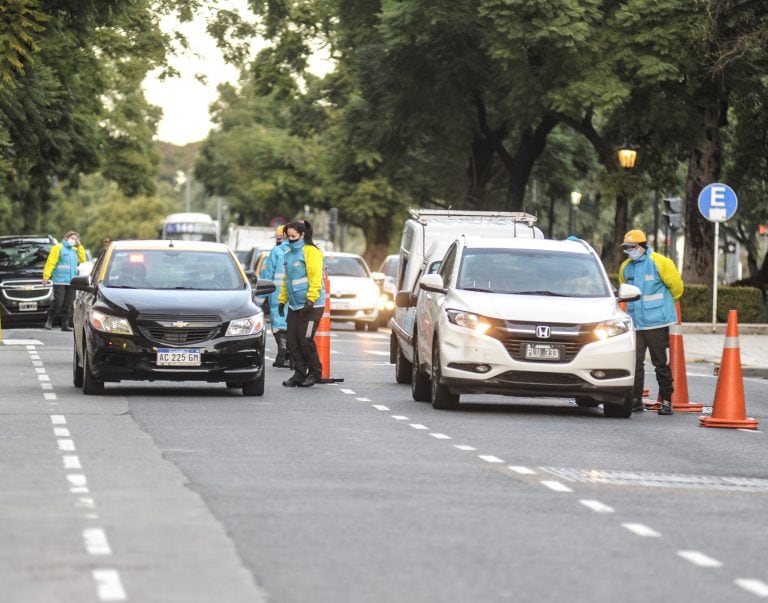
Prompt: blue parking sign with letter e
<box><xmin>697</xmin><ymin>183</ymin><xmax>738</xmax><ymax>223</ymax></box>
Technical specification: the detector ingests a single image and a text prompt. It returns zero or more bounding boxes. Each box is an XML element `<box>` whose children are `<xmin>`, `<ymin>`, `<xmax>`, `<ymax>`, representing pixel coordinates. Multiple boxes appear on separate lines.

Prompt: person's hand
<box><xmin>302</xmin><ymin>300</ymin><xmax>314</xmax><ymax>313</ymax></box>
<box><xmin>278</xmin><ymin>303</ymin><xmax>285</xmax><ymax>316</ymax></box>
<box><xmin>42</xmin><ymin>278</ymin><xmax>50</xmax><ymax>285</ymax></box>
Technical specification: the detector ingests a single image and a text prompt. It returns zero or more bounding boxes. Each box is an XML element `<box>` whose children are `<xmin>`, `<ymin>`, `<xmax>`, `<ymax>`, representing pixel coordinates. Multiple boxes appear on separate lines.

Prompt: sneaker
<box><xmin>631</xmin><ymin>399</ymin><xmax>644</xmax><ymax>413</ymax></box>
<box><xmin>658</xmin><ymin>400</ymin><xmax>673</xmax><ymax>415</ymax></box>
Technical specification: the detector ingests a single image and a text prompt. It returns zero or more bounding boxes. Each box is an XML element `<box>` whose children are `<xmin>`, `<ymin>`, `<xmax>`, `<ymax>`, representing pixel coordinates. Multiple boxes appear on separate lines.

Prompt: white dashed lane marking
<box><xmin>508</xmin><ymin>466</ymin><xmax>536</xmax><ymax>475</ymax></box>
<box><xmin>57</xmin><ymin>439</ymin><xmax>76</xmax><ymax>452</ymax></box>
<box><xmin>50</xmin><ymin>415</ymin><xmax>66</xmax><ymax>425</ymax></box>
<box><xmin>63</xmin><ymin>455</ymin><xmax>82</xmax><ymax>470</ymax></box>
<box><xmin>454</xmin><ymin>445</ymin><xmax>477</xmax><ymax>451</ymax></box>
<box><xmin>53</xmin><ymin>427</ymin><xmax>70</xmax><ymax>437</ymax></box>
<box><xmin>339</xmin><ymin>388</ymin><xmax>356</xmax><ymax>395</ymax></box>
<box><xmin>478</xmin><ymin>455</ymin><xmax>504</xmax><ymax>464</ymax></box>
<box><xmin>677</xmin><ymin>550</ymin><xmax>722</xmax><ymax>568</ymax></box>
<box><xmin>372</xmin><ymin>405</ymin><xmax>390</xmax><ymax>411</ymax></box>
<box><xmin>83</xmin><ymin>528</ymin><xmax>112</xmax><ymax>555</ymax></box>
<box><xmin>44</xmin><ymin>393</ymin><xmax>58</xmax><ymax>400</ymax></box>
<box><xmin>92</xmin><ymin>569</ymin><xmax>127</xmax><ymax>601</ymax></box>
<box><xmin>430</xmin><ymin>433</ymin><xmax>451</xmax><ymax>440</ymax></box>
<box><xmin>622</xmin><ymin>523</ymin><xmax>661</xmax><ymax>538</ymax></box>
<box><xmin>391</xmin><ymin>415</ymin><xmax>409</xmax><ymax>421</ymax></box>
<box><xmin>734</xmin><ymin>579</ymin><xmax>768</xmax><ymax>598</ymax></box>
<box><xmin>409</xmin><ymin>424</ymin><xmax>428</xmax><ymax>430</ymax></box>
<box><xmin>579</xmin><ymin>499</ymin><xmax>615</xmax><ymax>513</ymax></box>
<box><xmin>541</xmin><ymin>480</ymin><xmax>573</xmax><ymax>493</ymax></box>
<box><xmin>355</xmin><ymin>397</ymin><xmax>371</xmax><ymax>402</ymax></box>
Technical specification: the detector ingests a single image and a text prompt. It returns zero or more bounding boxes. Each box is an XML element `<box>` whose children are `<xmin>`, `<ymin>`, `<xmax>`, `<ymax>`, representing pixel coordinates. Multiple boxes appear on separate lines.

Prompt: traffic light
<box><xmin>663</xmin><ymin>196</ymin><xmax>683</xmax><ymax>230</ymax></box>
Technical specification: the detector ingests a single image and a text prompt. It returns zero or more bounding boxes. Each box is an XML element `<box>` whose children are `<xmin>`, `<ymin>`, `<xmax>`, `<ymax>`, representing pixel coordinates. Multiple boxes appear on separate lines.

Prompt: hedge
<box><xmin>607</xmin><ymin>275</ymin><xmax>768</xmax><ymax>323</ymax></box>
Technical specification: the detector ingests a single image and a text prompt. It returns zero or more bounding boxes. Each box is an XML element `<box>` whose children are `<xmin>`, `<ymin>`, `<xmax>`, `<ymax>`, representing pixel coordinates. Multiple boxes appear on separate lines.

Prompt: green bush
<box><xmin>606</xmin><ymin>274</ymin><xmax>767</xmax><ymax>323</ymax></box>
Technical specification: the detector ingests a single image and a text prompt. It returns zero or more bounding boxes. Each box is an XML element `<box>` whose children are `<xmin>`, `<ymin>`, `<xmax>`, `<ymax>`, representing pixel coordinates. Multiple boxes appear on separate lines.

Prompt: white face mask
<box><xmin>67</xmin><ymin>238</ymin><xmax>78</xmax><ymax>246</ymax></box>
<box><xmin>625</xmin><ymin>246</ymin><xmax>643</xmax><ymax>261</ymax></box>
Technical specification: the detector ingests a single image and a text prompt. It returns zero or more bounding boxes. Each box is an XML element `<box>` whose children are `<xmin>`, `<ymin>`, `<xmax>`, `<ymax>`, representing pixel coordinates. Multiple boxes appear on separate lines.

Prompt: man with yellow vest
<box><xmin>618</xmin><ymin>229</ymin><xmax>684</xmax><ymax>415</ymax></box>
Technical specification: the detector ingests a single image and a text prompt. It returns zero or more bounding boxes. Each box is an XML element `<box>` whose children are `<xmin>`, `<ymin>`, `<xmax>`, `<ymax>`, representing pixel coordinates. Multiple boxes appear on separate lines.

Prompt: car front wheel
<box><xmin>410</xmin><ymin>337</ymin><xmax>430</xmax><ymax>402</ymax></box>
<box><xmin>81</xmin><ymin>346</ymin><xmax>104</xmax><ymax>395</ymax></box>
<box><xmin>431</xmin><ymin>343</ymin><xmax>460</xmax><ymax>410</ymax></box>
<box><xmin>243</xmin><ymin>368</ymin><xmax>265</xmax><ymax>396</ymax></box>
<box><xmin>603</xmin><ymin>393</ymin><xmax>632</xmax><ymax>418</ymax></box>
<box><xmin>72</xmin><ymin>343</ymin><xmax>83</xmax><ymax>388</ymax></box>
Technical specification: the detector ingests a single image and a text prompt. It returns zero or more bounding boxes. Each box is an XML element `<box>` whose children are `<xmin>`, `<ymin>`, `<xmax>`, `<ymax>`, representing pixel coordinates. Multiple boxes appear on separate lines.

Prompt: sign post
<box><xmin>697</xmin><ymin>183</ymin><xmax>738</xmax><ymax>332</ymax></box>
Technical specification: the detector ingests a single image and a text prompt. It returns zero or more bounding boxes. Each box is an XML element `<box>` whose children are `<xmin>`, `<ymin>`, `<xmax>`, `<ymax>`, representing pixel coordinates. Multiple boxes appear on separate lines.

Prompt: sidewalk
<box><xmin>681</xmin><ymin>323</ymin><xmax>768</xmax><ymax>379</ymax></box>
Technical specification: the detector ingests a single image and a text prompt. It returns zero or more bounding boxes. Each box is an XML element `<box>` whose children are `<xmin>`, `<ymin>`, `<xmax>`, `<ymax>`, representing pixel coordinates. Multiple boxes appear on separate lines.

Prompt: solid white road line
<box><xmin>541</xmin><ymin>480</ymin><xmax>573</xmax><ymax>493</ymax></box>
<box><xmin>92</xmin><ymin>569</ymin><xmax>126</xmax><ymax>601</ymax></box>
<box><xmin>579</xmin><ymin>499</ymin><xmax>615</xmax><ymax>513</ymax></box>
<box><xmin>677</xmin><ymin>550</ymin><xmax>722</xmax><ymax>568</ymax></box>
<box><xmin>372</xmin><ymin>404</ymin><xmax>390</xmax><ymax>411</ymax></box>
<box><xmin>430</xmin><ymin>433</ymin><xmax>451</xmax><ymax>440</ymax></box>
<box><xmin>622</xmin><ymin>523</ymin><xmax>661</xmax><ymax>538</ymax></box>
<box><xmin>734</xmin><ymin>578</ymin><xmax>768</xmax><ymax>598</ymax></box>
<box><xmin>508</xmin><ymin>466</ymin><xmax>536</xmax><ymax>475</ymax></box>
<box><xmin>454</xmin><ymin>445</ymin><xmax>477</xmax><ymax>451</ymax></box>
<box><xmin>478</xmin><ymin>455</ymin><xmax>504</xmax><ymax>463</ymax></box>
<box><xmin>83</xmin><ymin>528</ymin><xmax>112</xmax><ymax>555</ymax></box>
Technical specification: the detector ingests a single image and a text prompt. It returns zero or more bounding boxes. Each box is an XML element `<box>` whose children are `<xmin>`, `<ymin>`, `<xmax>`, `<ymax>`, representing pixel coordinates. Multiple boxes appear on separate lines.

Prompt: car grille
<box><xmin>1</xmin><ymin>280</ymin><xmax>52</xmax><ymax>302</ymax></box>
<box><xmin>136</xmin><ymin>314</ymin><xmax>222</xmax><ymax>345</ymax></box>
<box><xmin>330</xmin><ymin>292</ymin><xmax>356</xmax><ymax>299</ymax></box>
<box><xmin>495</xmin><ymin>370</ymin><xmax>586</xmax><ymax>386</ymax></box>
<box><xmin>487</xmin><ymin>320</ymin><xmax>598</xmax><ymax>363</ymax></box>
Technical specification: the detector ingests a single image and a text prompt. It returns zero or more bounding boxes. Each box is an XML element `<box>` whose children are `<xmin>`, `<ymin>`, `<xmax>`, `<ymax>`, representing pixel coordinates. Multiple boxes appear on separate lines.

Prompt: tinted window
<box><xmin>105</xmin><ymin>250</ymin><xmax>243</xmax><ymax>290</ymax></box>
<box><xmin>457</xmin><ymin>248</ymin><xmax>609</xmax><ymax>297</ymax></box>
<box><xmin>0</xmin><ymin>239</ymin><xmax>53</xmax><ymax>270</ymax></box>
<box><xmin>326</xmin><ymin>256</ymin><xmax>369</xmax><ymax>278</ymax></box>
<box><xmin>438</xmin><ymin>244</ymin><xmax>458</xmax><ymax>283</ymax></box>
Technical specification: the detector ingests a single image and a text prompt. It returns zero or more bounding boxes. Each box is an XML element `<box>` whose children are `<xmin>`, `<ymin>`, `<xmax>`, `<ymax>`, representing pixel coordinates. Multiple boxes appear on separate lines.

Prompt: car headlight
<box><xmin>89</xmin><ymin>309</ymin><xmax>133</xmax><ymax>335</ymax></box>
<box><xmin>593</xmin><ymin>318</ymin><xmax>631</xmax><ymax>340</ymax></box>
<box><xmin>446</xmin><ymin>309</ymin><xmax>491</xmax><ymax>335</ymax></box>
<box><xmin>379</xmin><ymin>293</ymin><xmax>395</xmax><ymax>311</ymax></box>
<box><xmin>226</xmin><ymin>313</ymin><xmax>264</xmax><ymax>336</ymax></box>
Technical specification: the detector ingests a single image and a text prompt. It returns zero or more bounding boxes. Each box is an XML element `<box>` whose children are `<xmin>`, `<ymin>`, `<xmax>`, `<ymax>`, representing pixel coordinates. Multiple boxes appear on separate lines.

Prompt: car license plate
<box><xmin>332</xmin><ymin>301</ymin><xmax>348</xmax><ymax>310</ymax></box>
<box><xmin>522</xmin><ymin>343</ymin><xmax>563</xmax><ymax>361</ymax></box>
<box><xmin>157</xmin><ymin>348</ymin><xmax>201</xmax><ymax>366</ymax></box>
<box><xmin>19</xmin><ymin>301</ymin><xmax>38</xmax><ymax>311</ymax></box>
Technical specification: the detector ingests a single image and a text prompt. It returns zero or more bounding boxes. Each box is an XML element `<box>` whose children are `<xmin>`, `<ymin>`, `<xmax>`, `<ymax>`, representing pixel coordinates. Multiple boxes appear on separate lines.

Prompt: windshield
<box><xmin>104</xmin><ymin>250</ymin><xmax>244</xmax><ymax>290</ymax></box>
<box><xmin>457</xmin><ymin>248</ymin><xmax>610</xmax><ymax>298</ymax></box>
<box><xmin>380</xmin><ymin>256</ymin><xmax>399</xmax><ymax>279</ymax></box>
<box><xmin>0</xmin><ymin>239</ymin><xmax>53</xmax><ymax>270</ymax></box>
<box><xmin>326</xmin><ymin>256</ymin><xmax>370</xmax><ymax>278</ymax></box>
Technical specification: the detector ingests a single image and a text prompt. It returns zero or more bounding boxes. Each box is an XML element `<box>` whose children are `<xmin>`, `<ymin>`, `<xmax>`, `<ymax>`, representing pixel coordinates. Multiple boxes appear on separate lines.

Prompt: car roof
<box><xmin>460</xmin><ymin>236</ymin><xmax>593</xmax><ymax>255</ymax></box>
<box><xmin>110</xmin><ymin>240</ymin><xmax>233</xmax><ymax>253</ymax></box>
<box><xmin>0</xmin><ymin>234</ymin><xmax>56</xmax><ymax>243</ymax></box>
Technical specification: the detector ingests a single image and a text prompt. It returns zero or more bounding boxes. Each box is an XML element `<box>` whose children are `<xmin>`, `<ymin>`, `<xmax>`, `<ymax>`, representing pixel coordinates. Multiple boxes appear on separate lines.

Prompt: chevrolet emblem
<box><xmin>171</xmin><ymin>321</ymin><xmax>189</xmax><ymax>328</ymax></box>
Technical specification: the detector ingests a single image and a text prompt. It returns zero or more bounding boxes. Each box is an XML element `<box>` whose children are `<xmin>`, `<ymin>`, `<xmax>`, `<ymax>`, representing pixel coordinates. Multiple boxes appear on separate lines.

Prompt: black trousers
<box><xmin>634</xmin><ymin>326</ymin><xmax>673</xmax><ymax>402</ymax></box>
<box><xmin>47</xmin><ymin>284</ymin><xmax>75</xmax><ymax>325</ymax></box>
<box><xmin>286</xmin><ymin>306</ymin><xmax>324</xmax><ymax>380</ymax></box>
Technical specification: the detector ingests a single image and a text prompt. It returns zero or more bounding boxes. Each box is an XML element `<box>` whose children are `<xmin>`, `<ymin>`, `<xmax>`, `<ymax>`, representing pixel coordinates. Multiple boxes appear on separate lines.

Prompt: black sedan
<box><xmin>71</xmin><ymin>240</ymin><xmax>275</xmax><ymax>396</ymax></box>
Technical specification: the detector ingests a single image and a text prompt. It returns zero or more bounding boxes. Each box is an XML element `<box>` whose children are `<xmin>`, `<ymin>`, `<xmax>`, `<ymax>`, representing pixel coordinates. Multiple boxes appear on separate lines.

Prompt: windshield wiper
<box><xmin>514</xmin><ymin>290</ymin><xmax>569</xmax><ymax>297</ymax></box>
<box><xmin>460</xmin><ymin>286</ymin><xmax>495</xmax><ymax>293</ymax></box>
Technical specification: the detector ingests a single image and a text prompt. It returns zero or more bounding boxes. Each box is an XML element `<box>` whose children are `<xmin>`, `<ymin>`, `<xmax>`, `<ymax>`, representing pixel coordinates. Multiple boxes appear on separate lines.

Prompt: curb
<box><xmin>682</xmin><ymin>323</ymin><xmax>768</xmax><ymax>335</ymax></box>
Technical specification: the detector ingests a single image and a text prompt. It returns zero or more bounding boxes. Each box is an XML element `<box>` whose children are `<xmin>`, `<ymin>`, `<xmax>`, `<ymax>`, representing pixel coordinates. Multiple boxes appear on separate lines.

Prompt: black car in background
<box><xmin>0</xmin><ymin>235</ymin><xmax>55</xmax><ymax>324</ymax></box>
<box><xmin>71</xmin><ymin>240</ymin><xmax>275</xmax><ymax>396</ymax></box>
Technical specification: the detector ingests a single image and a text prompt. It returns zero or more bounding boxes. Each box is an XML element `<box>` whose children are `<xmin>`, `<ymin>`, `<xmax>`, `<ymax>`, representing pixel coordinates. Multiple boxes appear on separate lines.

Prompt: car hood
<box><xmin>0</xmin><ymin>267</ymin><xmax>45</xmax><ymax>281</ymax></box>
<box><xmin>329</xmin><ymin>275</ymin><xmax>377</xmax><ymax>294</ymax></box>
<box><xmin>96</xmin><ymin>287</ymin><xmax>258</xmax><ymax>321</ymax></box>
<box><xmin>445</xmin><ymin>289</ymin><xmax>625</xmax><ymax>323</ymax></box>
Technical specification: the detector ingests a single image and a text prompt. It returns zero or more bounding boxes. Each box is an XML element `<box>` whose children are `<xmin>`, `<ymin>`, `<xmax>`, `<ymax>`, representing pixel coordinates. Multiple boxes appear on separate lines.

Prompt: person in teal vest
<box><xmin>618</xmin><ymin>229</ymin><xmax>684</xmax><ymax>415</ymax></box>
<box><xmin>42</xmin><ymin>231</ymin><xmax>86</xmax><ymax>331</ymax></box>
<box><xmin>278</xmin><ymin>219</ymin><xmax>325</xmax><ymax>387</ymax></box>
<box><xmin>260</xmin><ymin>225</ymin><xmax>291</xmax><ymax>368</ymax></box>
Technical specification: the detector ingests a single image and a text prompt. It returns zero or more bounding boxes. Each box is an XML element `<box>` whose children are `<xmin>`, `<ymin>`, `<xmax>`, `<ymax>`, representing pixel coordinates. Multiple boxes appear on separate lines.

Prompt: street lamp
<box><xmin>617</xmin><ymin>144</ymin><xmax>638</xmax><ymax>169</ymax></box>
<box><xmin>568</xmin><ymin>190</ymin><xmax>582</xmax><ymax>235</ymax></box>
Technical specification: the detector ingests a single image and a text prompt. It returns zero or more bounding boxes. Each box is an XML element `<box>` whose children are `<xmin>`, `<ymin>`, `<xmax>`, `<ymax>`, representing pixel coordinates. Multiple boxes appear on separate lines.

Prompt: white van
<box><xmin>389</xmin><ymin>209</ymin><xmax>543</xmax><ymax>384</ymax></box>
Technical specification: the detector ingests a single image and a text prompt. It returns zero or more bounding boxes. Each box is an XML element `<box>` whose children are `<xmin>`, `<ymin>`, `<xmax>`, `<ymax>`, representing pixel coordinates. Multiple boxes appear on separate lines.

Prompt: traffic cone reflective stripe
<box><xmin>700</xmin><ymin>309</ymin><xmax>758</xmax><ymax>430</ymax></box>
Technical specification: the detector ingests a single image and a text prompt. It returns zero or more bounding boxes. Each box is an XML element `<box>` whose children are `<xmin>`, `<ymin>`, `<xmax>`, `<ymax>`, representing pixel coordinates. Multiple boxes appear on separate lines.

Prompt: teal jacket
<box><xmin>279</xmin><ymin>240</ymin><xmax>325</xmax><ymax>310</ymax></box>
<box><xmin>260</xmin><ymin>240</ymin><xmax>289</xmax><ymax>330</ymax></box>
<box><xmin>619</xmin><ymin>247</ymin><xmax>684</xmax><ymax>330</ymax></box>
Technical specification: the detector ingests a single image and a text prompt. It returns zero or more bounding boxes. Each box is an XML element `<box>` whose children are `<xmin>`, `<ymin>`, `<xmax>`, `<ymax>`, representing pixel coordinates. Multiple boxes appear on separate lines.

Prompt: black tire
<box><xmin>72</xmin><ymin>343</ymin><xmax>83</xmax><ymax>388</ymax></box>
<box><xmin>395</xmin><ymin>340</ymin><xmax>412</xmax><ymax>384</ymax></box>
<box><xmin>82</xmin><ymin>347</ymin><xmax>104</xmax><ymax>395</ymax></box>
<box><xmin>575</xmin><ymin>396</ymin><xmax>600</xmax><ymax>408</ymax></box>
<box><xmin>242</xmin><ymin>368</ymin><xmax>265</xmax><ymax>396</ymax></box>
<box><xmin>431</xmin><ymin>344</ymin><xmax>460</xmax><ymax>409</ymax></box>
<box><xmin>410</xmin><ymin>338</ymin><xmax>430</xmax><ymax>402</ymax></box>
<box><xmin>354</xmin><ymin>321</ymin><xmax>365</xmax><ymax>331</ymax></box>
<box><xmin>603</xmin><ymin>393</ymin><xmax>632</xmax><ymax>418</ymax></box>
<box><xmin>225</xmin><ymin>381</ymin><xmax>240</xmax><ymax>389</ymax></box>
<box><xmin>366</xmin><ymin>321</ymin><xmax>378</xmax><ymax>332</ymax></box>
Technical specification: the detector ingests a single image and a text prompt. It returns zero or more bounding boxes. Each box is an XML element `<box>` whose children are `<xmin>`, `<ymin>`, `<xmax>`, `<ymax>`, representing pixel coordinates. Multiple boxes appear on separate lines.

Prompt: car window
<box><xmin>380</xmin><ymin>256</ymin><xmax>399</xmax><ymax>279</ymax></box>
<box><xmin>326</xmin><ymin>256</ymin><xmax>369</xmax><ymax>278</ymax></box>
<box><xmin>0</xmin><ymin>239</ymin><xmax>52</xmax><ymax>270</ymax></box>
<box><xmin>457</xmin><ymin>249</ymin><xmax>609</xmax><ymax>297</ymax></box>
<box><xmin>437</xmin><ymin>244</ymin><xmax>458</xmax><ymax>283</ymax></box>
<box><xmin>104</xmin><ymin>250</ymin><xmax>244</xmax><ymax>290</ymax></box>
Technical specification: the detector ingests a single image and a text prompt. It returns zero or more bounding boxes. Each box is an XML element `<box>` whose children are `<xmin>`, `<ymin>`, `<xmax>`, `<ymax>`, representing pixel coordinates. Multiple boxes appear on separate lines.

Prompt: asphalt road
<box><xmin>1</xmin><ymin>323</ymin><xmax>767</xmax><ymax>602</ymax></box>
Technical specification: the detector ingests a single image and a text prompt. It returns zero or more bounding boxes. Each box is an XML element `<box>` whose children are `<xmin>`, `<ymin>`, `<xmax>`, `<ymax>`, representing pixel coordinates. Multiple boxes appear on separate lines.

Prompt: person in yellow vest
<box><xmin>42</xmin><ymin>231</ymin><xmax>87</xmax><ymax>331</ymax></box>
<box><xmin>618</xmin><ymin>229</ymin><xmax>684</xmax><ymax>415</ymax></box>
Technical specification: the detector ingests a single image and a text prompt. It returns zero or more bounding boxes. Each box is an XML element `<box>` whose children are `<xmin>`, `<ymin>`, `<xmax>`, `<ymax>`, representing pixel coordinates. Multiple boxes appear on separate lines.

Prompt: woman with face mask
<box><xmin>277</xmin><ymin>220</ymin><xmax>326</xmax><ymax>387</ymax></box>
<box><xmin>618</xmin><ymin>229</ymin><xmax>684</xmax><ymax>416</ymax></box>
<box><xmin>42</xmin><ymin>231</ymin><xmax>87</xmax><ymax>331</ymax></box>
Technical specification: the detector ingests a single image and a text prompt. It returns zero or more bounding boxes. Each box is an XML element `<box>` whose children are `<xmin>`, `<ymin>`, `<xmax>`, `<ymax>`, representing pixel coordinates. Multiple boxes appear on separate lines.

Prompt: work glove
<box><xmin>278</xmin><ymin>303</ymin><xmax>285</xmax><ymax>316</ymax></box>
<box><xmin>301</xmin><ymin>300</ymin><xmax>314</xmax><ymax>314</ymax></box>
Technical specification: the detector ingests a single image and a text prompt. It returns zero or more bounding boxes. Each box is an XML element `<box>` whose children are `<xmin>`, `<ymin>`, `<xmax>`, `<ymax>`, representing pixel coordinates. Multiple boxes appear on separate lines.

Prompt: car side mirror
<box><xmin>244</xmin><ymin>269</ymin><xmax>257</xmax><ymax>285</ymax></box>
<box><xmin>70</xmin><ymin>274</ymin><xmax>94</xmax><ymax>293</ymax></box>
<box><xmin>419</xmin><ymin>273</ymin><xmax>445</xmax><ymax>293</ymax></box>
<box><xmin>254</xmin><ymin>279</ymin><xmax>276</xmax><ymax>296</ymax></box>
<box><xmin>395</xmin><ymin>290</ymin><xmax>416</xmax><ymax>308</ymax></box>
<box><xmin>617</xmin><ymin>283</ymin><xmax>641</xmax><ymax>302</ymax></box>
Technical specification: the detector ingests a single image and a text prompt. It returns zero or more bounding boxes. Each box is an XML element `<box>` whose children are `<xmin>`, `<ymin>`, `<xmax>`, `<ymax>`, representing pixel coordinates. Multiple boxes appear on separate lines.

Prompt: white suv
<box><xmin>404</xmin><ymin>236</ymin><xmax>641</xmax><ymax>417</ymax></box>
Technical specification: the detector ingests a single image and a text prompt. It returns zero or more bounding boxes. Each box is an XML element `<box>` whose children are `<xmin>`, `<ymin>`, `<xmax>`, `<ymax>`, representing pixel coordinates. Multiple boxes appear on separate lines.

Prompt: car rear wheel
<box><xmin>431</xmin><ymin>344</ymin><xmax>460</xmax><ymax>409</ymax></box>
<box><xmin>410</xmin><ymin>337</ymin><xmax>430</xmax><ymax>402</ymax></box>
<box><xmin>72</xmin><ymin>343</ymin><xmax>83</xmax><ymax>388</ymax></box>
<box><xmin>603</xmin><ymin>393</ymin><xmax>632</xmax><ymax>418</ymax></box>
<box><xmin>242</xmin><ymin>369</ymin><xmax>265</xmax><ymax>396</ymax></box>
<box><xmin>394</xmin><ymin>339</ymin><xmax>412</xmax><ymax>385</ymax></box>
<box><xmin>81</xmin><ymin>347</ymin><xmax>104</xmax><ymax>395</ymax></box>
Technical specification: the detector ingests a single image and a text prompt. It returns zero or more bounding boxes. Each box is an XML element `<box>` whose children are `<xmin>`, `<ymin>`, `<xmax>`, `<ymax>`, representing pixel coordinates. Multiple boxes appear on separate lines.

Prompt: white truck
<box><xmin>225</xmin><ymin>225</ymin><xmax>276</xmax><ymax>265</ymax></box>
<box><xmin>389</xmin><ymin>209</ymin><xmax>543</xmax><ymax>385</ymax></box>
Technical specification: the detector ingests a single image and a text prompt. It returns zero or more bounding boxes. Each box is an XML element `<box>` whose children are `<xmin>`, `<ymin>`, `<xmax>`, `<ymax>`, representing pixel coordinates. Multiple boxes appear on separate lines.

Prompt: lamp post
<box><xmin>617</xmin><ymin>144</ymin><xmax>638</xmax><ymax>169</ymax></box>
<box><xmin>568</xmin><ymin>190</ymin><xmax>582</xmax><ymax>235</ymax></box>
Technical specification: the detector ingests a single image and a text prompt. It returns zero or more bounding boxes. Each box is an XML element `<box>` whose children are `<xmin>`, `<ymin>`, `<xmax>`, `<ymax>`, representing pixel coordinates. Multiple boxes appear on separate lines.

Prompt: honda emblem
<box><xmin>535</xmin><ymin>325</ymin><xmax>551</xmax><ymax>339</ymax></box>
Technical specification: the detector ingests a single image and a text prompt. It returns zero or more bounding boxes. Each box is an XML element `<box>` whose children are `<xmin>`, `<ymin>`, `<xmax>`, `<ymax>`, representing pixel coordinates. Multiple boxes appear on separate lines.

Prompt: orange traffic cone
<box><xmin>700</xmin><ymin>309</ymin><xmax>758</xmax><ymax>429</ymax></box>
<box><xmin>316</xmin><ymin>271</ymin><xmax>343</xmax><ymax>384</ymax></box>
<box><xmin>642</xmin><ymin>387</ymin><xmax>650</xmax><ymax>399</ymax></box>
<box><xmin>668</xmin><ymin>302</ymin><xmax>703</xmax><ymax>412</ymax></box>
